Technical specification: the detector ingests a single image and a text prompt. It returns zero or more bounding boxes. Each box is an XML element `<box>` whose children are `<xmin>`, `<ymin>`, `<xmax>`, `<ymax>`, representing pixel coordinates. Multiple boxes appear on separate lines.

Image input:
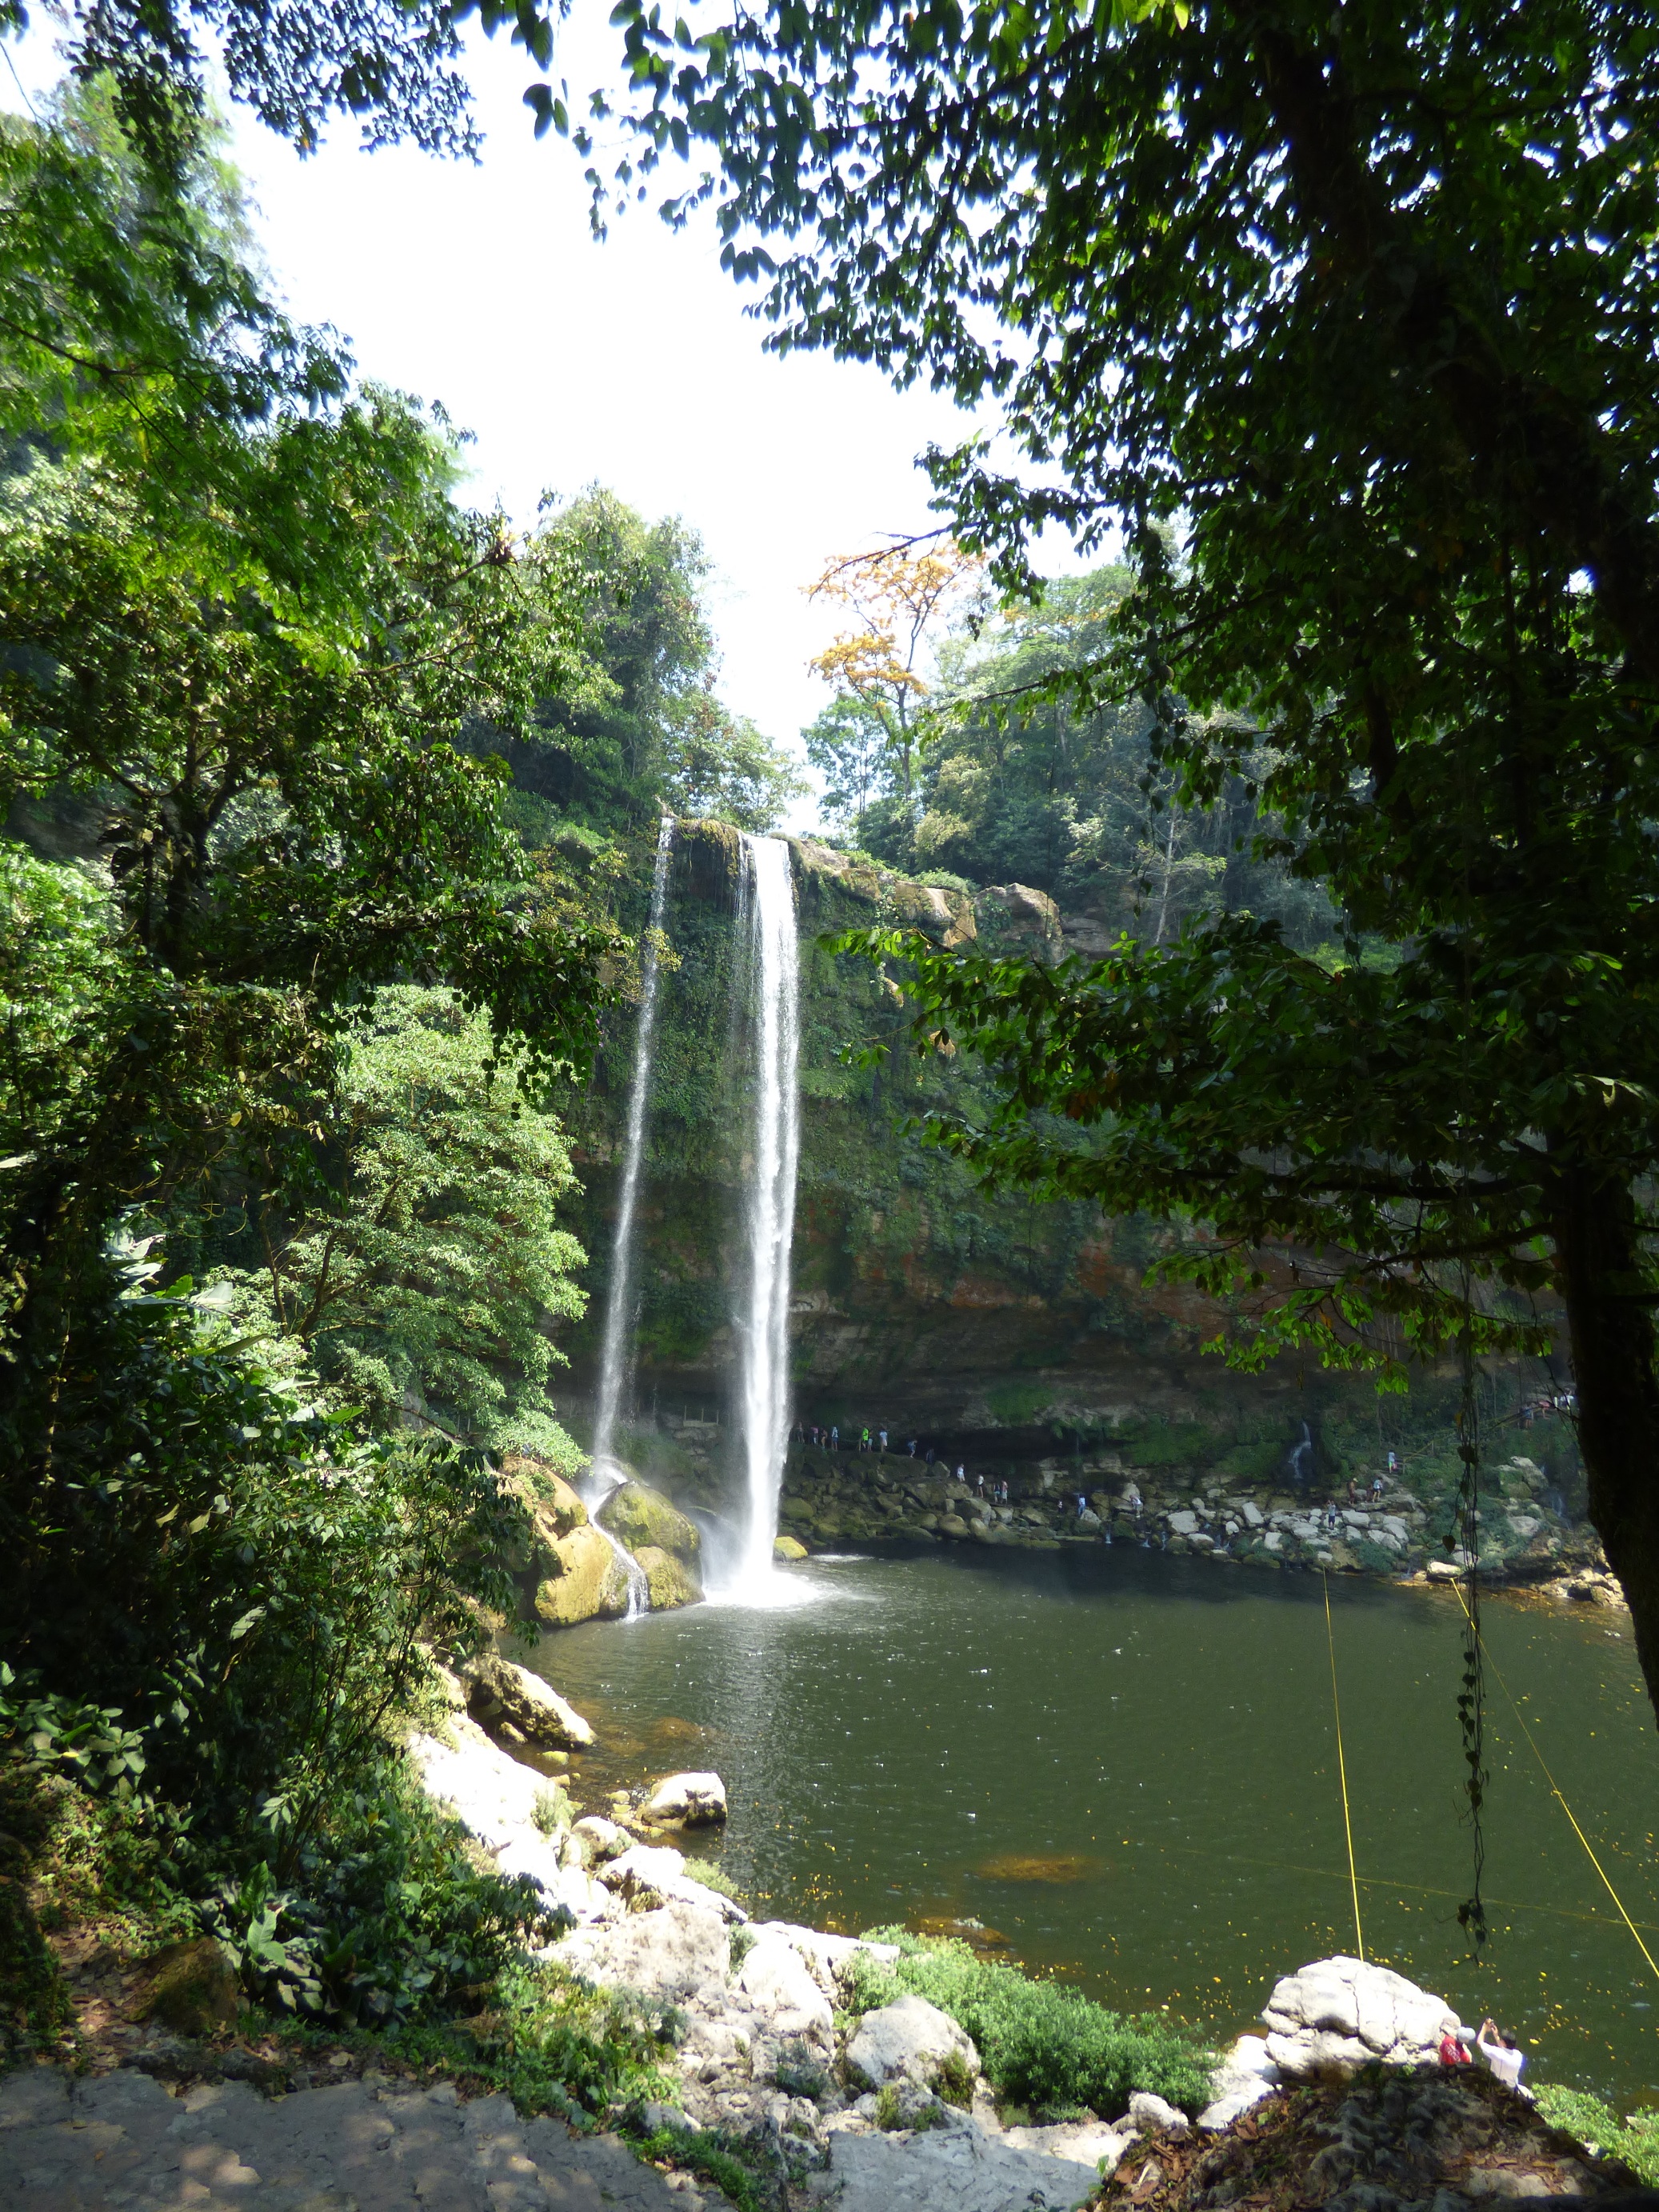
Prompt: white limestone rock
<box><xmin>736</xmin><ymin>1933</ymin><xmax>835</xmax><ymax>2041</ymax></box>
<box><xmin>559</xmin><ymin>1900</ymin><xmax>732</xmax><ymax>2005</ymax></box>
<box><xmin>1003</xmin><ymin>2119</ymin><xmax>1133</xmax><ymax>2172</ymax></box>
<box><xmin>1199</xmin><ymin>2034</ymin><xmax>1281</xmax><ymax>2129</ymax></box>
<box><xmin>598</xmin><ymin>1842</ymin><xmax>750</xmax><ymax>1925</ymax></box>
<box><xmin>1262</xmin><ymin>1956</ymin><xmax>1464</xmax><ymax>2078</ymax></box>
<box><xmin>845</xmin><ymin>1995</ymin><xmax>979</xmax><ymax>2093</ymax></box>
<box><xmin>573</xmin><ymin>1815</ymin><xmax>632</xmax><ymax>1865</ymax></box>
<box><xmin>642</xmin><ymin>1771</ymin><xmax>728</xmax><ymax>1826</ymax></box>
<box><xmin>827</xmin><ymin>2120</ymin><xmax>1101</xmax><ymax>2212</ymax></box>
<box><xmin>1128</xmin><ymin>2092</ymin><xmax>1189</xmax><ymax>2137</ymax></box>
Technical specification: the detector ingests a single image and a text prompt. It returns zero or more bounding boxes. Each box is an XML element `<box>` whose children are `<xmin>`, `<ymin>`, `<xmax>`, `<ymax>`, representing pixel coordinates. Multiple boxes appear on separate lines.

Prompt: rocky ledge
<box><xmin>776</xmin><ymin>1447</ymin><xmax>1617</xmax><ymax>1597</ymax></box>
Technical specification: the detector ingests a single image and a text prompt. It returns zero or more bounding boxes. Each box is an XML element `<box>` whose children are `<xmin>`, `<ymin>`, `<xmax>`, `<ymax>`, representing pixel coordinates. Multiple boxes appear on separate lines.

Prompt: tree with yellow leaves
<box><xmin>806</xmin><ymin>538</ymin><xmax>983</xmax><ymax>810</ymax></box>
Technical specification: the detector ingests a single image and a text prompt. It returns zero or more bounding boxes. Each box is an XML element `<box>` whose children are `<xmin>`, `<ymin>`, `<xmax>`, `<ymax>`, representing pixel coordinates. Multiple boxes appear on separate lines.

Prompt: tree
<box><xmin>806</xmin><ymin>540</ymin><xmax>984</xmax><ymax>809</ymax></box>
<box><xmin>214</xmin><ymin>987</ymin><xmax>588</xmax><ymax>1464</ymax></box>
<box><xmin>0</xmin><ymin>106</ymin><xmax>618</xmax><ymax>1510</ymax></box>
<box><xmin>802</xmin><ymin>694</ymin><xmax>895</xmax><ymax>837</ymax></box>
<box><xmin>661</xmin><ymin>691</ymin><xmax>805</xmax><ymax>830</ymax></box>
<box><xmin>586</xmin><ymin>0</ymin><xmax>1659</xmax><ymax>1723</ymax></box>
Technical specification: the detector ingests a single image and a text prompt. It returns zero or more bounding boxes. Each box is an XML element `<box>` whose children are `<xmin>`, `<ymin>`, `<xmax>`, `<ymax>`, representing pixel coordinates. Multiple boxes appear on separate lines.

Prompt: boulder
<box><xmin>534</xmin><ymin>1523</ymin><xmax>630</xmax><ymax>1628</ymax></box>
<box><xmin>572</xmin><ymin>1815</ymin><xmax>631</xmax><ymax>1865</ymax></box>
<box><xmin>774</xmin><ymin>1534</ymin><xmax>809</xmax><ymax>1562</ymax></box>
<box><xmin>138</xmin><ymin>1938</ymin><xmax>240</xmax><ymax>2034</ymax></box>
<box><xmin>642</xmin><ymin>1770</ymin><xmax>728</xmax><ymax>1826</ymax></box>
<box><xmin>1128</xmin><ymin>2091</ymin><xmax>1189</xmax><ymax>2137</ymax></box>
<box><xmin>459</xmin><ymin>1650</ymin><xmax>596</xmax><ymax>1749</ymax></box>
<box><xmin>634</xmin><ymin>1545</ymin><xmax>702</xmax><ymax>1610</ymax></box>
<box><xmin>736</xmin><ymin>1932</ymin><xmax>835</xmax><ymax>2040</ymax></box>
<box><xmin>938</xmin><ymin>1515</ymin><xmax>969</xmax><ymax>1538</ymax></box>
<box><xmin>1262</xmin><ymin>1956</ymin><xmax>1464</xmax><ymax>2078</ymax></box>
<box><xmin>1199</xmin><ymin>2034</ymin><xmax>1281</xmax><ymax>2130</ymax></box>
<box><xmin>845</xmin><ymin>1994</ymin><xmax>979</xmax><ymax>2093</ymax></box>
<box><xmin>598</xmin><ymin>1481</ymin><xmax>702</xmax><ymax>1562</ymax></box>
<box><xmin>559</xmin><ymin>1899</ymin><xmax>731</xmax><ymax>2004</ymax></box>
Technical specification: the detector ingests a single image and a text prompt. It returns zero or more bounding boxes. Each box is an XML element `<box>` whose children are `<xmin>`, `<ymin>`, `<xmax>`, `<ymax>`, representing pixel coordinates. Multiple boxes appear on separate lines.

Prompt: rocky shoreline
<box><xmin>408</xmin><ymin>1682</ymin><xmax>1626</xmax><ymax>2212</ymax></box>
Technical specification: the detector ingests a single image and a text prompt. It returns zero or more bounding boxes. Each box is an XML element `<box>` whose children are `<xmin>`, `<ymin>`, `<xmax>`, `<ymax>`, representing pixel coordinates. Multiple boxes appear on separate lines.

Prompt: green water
<box><xmin>533</xmin><ymin>1545</ymin><xmax>1659</xmax><ymax>2104</ymax></box>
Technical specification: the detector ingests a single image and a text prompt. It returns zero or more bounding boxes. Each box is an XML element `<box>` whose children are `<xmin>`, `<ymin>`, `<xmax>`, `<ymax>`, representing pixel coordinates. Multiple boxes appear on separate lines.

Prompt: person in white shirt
<box><xmin>1477</xmin><ymin>2018</ymin><xmax>1526</xmax><ymax>2090</ymax></box>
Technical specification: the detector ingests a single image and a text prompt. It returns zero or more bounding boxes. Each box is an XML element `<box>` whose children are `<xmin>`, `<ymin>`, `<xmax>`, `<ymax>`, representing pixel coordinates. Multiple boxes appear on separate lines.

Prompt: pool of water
<box><xmin>532</xmin><ymin>1544</ymin><xmax>1659</xmax><ymax>2103</ymax></box>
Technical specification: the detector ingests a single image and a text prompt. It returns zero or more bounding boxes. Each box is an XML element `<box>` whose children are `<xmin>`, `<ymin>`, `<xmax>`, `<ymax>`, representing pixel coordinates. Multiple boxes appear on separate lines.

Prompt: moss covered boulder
<box><xmin>598</xmin><ymin>1480</ymin><xmax>702</xmax><ymax>1562</ymax></box>
<box><xmin>534</xmin><ymin>1523</ymin><xmax>630</xmax><ymax>1628</ymax></box>
<box><xmin>634</xmin><ymin>1544</ymin><xmax>702</xmax><ymax>1610</ymax></box>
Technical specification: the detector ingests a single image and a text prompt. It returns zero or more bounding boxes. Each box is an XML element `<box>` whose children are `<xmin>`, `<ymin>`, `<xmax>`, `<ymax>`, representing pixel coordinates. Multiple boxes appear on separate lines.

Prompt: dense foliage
<box><xmin>845</xmin><ymin>1930</ymin><xmax>1216</xmax><ymax>2119</ymax></box>
<box><xmin>0</xmin><ymin>90</ymin><xmax>621</xmax><ymax>2031</ymax></box>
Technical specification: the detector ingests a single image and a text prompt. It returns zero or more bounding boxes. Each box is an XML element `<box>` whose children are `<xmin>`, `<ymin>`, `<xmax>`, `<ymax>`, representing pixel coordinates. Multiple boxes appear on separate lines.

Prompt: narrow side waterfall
<box><xmin>589</xmin><ymin>815</ymin><xmax>674</xmax><ymax>1494</ymax></box>
<box><xmin>732</xmin><ymin>834</ymin><xmax>802</xmax><ymax>1590</ymax></box>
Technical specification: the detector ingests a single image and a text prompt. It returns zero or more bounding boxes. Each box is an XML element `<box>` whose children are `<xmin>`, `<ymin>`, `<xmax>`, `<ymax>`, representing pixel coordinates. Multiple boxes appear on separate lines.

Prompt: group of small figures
<box><xmin>1439</xmin><ymin>2016</ymin><xmax>1527</xmax><ymax>2090</ymax></box>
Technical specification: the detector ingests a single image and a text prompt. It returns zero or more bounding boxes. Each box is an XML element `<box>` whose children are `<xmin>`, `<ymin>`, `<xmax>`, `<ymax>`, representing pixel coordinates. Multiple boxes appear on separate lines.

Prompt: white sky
<box><xmin>3</xmin><ymin>17</ymin><xmax>1085</xmax><ymax>827</ymax></box>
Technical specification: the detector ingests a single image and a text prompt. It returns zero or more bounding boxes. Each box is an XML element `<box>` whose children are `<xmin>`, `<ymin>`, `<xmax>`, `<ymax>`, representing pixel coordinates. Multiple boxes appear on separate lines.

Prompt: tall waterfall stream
<box><xmin>586</xmin><ymin>824</ymin><xmax>801</xmax><ymax>1610</ymax></box>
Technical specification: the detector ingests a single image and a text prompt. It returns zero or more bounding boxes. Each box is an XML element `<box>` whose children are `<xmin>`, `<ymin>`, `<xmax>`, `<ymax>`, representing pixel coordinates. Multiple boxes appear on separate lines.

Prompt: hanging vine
<box><xmin>1455</xmin><ymin>1310</ymin><xmax>1489</xmax><ymax>1950</ymax></box>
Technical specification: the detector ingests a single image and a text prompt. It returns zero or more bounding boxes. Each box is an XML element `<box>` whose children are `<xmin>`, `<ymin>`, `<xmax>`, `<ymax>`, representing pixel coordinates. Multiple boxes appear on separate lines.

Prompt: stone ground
<box><xmin>0</xmin><ymin>2064</ymin><xmax>698</xmax><ymax>2212</ymax></box>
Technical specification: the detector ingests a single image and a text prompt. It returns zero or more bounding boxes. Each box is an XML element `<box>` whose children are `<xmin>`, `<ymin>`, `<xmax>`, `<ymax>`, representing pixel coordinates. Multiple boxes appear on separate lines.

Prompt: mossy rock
<box><xmin>535</xmin><ymin>1524</ymin><xmax>630</xmax><ymax>1628</ymax></box>
<box><xmin>634</xmin><ymin>1545</ymin><xmax>702</xmax><ymax>1609</ymax></box>
<box><xmin>140</xmin><ymin>1937</ymin><xmax>239</xmax><ymax>2034</ymax></box>
<box><xmin>774</xmin><ymin>1534</ymin><xmax>808</xmax><ymax>1562</ymax></box>
<box><xmin>598</xmin><ymin>1480</ymin><xmax>702</xmax><ymax>1562</ymax></box>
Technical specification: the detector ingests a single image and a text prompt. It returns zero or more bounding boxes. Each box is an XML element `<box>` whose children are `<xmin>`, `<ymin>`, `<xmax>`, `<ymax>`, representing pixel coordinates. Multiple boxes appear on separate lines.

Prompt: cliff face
<box><xmin>550</xmin><ymin>822</ymin><xmax>1581</xmax><ymax>1550</ymax></box>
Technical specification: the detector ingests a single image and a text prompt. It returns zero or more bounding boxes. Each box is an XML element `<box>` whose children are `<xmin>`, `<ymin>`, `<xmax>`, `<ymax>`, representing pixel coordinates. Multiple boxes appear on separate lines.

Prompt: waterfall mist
<box><xmin>589</xmin><ymin>814</ymin><xmax>674</xmax><ymax>1498</ymax></box>
<box><xmin>730</xmin><ymin>834</ymin><xmax>802</xmax><ymax>1591</ymax></box>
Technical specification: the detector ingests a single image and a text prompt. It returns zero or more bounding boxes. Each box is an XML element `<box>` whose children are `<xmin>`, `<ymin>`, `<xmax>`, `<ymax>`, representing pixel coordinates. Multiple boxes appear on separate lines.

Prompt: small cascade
<box><xmin>1289</xmin><ymin>1421</ymin><xmax>1314</xmax><ymax>1485</ymax></box>
<box><xmin>730</xmin><ymin>834</ymin><xmax>802</xmax><ymax>1590</ymax></box>
<box><xmin>589</xmin><ymin>814</ymin><xmax>674</xmax><ymax>1493</ymax></box>
<box><xmin>596</xmin><ymin>1522</ymin><xmax>650</xmax><ymax>1622</ymax></box>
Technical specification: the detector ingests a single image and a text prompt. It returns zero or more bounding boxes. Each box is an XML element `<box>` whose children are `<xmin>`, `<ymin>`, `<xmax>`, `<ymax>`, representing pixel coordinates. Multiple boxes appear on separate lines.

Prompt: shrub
<box><xmin>203</xmin><ymin>1770</ymin><xmax>560</xmax><ymax>2028</ymax></box>
<box><xmin>1534</xmin><ymin>2086</ymin><xmax>1659</xmax><ymax>2183</ymax></box>
<box><xmin>847</xmin><ymin>1931</ymin><xmax>1215</xmax><ymax>2119</ymax></box>
<box><xmin>682</xmin><ymin>1857</ymin><xmax>746</xmax><ymax>1903</ymax></box>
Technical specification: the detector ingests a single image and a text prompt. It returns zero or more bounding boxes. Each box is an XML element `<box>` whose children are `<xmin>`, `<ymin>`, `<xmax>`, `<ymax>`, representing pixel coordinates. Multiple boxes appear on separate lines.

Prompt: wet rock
<box><xmin>845</xmin><ymin>1994</ymin><xmax>978</xmax><ymax>2094</ymax></box>
<box><xmin>536</xmin><ymin>1522</ymin><xmax>630</xmax><ymax>1627</ymax></box>
<box><xmin>642</xmin><ymin>1771</ymin><xmax>728</xmax><ymax>1826</ymax></box>
<box><xmin>599</xmin><ymin>1481</ymin><xmax>702</xmax><ymax>1562</ymax></box>
<box><xmin>775</xmin><ymin>1534</ymin><xmax>809</xmax><ymax>1562</ymax></box>
<box><xmin>1262</xmin><ymin>1955</ymin><xmax>1465</xmax><ymax>2078</ymax></box>
<box><xmin>634</xmin><ymin>1545</ymin><xmax>702</xmax><ymax>1609</ymax></box>
<box><xmin>461</xmin><ymin>1650</ymin><xmax>596</xmax><ymax>1748</ymax></box>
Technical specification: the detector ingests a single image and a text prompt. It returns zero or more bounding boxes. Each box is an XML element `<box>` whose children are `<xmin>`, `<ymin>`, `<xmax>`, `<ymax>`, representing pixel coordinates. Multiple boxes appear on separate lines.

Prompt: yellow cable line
<box><xmin>1323</xmin><ymin>1570</ymin><xmax>1365</xmax><ymax>1960</ymax></box>
<box><xmin>1449</xmin><ymin>1578</ymin><xmax>1659</xmax><ymax>1985</ymax></box>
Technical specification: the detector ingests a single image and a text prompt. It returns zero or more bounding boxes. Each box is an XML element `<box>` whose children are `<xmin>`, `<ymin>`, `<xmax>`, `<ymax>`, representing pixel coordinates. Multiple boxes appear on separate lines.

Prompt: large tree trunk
<box><xmin>1555</xmin><ymin>1172</ymin><xmax>1659</xmax><ymax>1726</ymax></box>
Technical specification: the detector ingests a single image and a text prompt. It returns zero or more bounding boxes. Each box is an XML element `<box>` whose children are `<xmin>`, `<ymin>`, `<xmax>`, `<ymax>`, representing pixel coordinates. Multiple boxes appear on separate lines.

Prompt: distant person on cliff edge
<box><xmin>879</xmin><ymin>1428</ymin><xmax>889</xmax><ymax>1454</ymax></box>
<box><xmin>830</xmin><ymin>1426</ymin><xmax>838</xmax><ymax>1451</ymax></box>
<box><xmin>907</xmin><ymin>1438</ymin><xmax>917</xmax><ymax>1456</ymax></box>
<box><xmin>1437</xmin><ymin>2029</ymin><xmax>1472</xmax><ymax>2069</ymax></box>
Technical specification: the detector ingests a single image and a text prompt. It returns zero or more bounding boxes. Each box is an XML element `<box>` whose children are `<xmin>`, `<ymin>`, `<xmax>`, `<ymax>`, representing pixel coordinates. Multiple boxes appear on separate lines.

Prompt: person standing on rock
<box><xmin>830</xmin><ymin>1425</ymin><xmax>839</xmax><ymax>1451</ymax></box>
<box><xmin>1437</xmin><ymin>2028</ymin><xmax>1473</xmax><ymax>2068</ymax></box>
<box><xmin>879</xmin><ymin>1427</ymin><xmax>889</xmax><ymax>1454</ymax></box>
<box><xmin>1477</xmin><ymin>2019</ymin><xmax>1525</xmax><ymax>2090</ymax></box>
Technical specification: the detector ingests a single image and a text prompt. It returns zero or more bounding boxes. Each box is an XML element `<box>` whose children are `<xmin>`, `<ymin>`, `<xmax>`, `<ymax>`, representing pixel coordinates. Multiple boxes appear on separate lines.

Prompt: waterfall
<box><xmin>1289</xmin><ymin>1421</ymin><xmax>1314</xmax><ymax>1485</ymax></box>
<box><xmin>597</xmin><ymin>1525</ymin><xmax>650</xmax><ymax>1621</ymax></box>
<box><xmin>731</xmin><ymin>834</ymin><xmax>802</xmax><ymax>1590</ymax></box>
<box><xmin>589</xmin><ymin>815</ymin><xmax>674</xmax><ymax>1493</ymax></box>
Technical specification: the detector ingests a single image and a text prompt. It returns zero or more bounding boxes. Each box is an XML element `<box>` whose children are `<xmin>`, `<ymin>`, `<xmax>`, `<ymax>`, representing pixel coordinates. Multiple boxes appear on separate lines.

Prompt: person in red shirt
<box><xmin>1438</xmin><ymin>2030</ymin><xmax>1472</xmax><ymax>2068</ymax></box>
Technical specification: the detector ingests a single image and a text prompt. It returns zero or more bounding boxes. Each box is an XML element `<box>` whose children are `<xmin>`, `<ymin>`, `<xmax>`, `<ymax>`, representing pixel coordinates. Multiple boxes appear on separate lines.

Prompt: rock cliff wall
<box><xmin>549</xmin><ymin>822</ymin><xmax>1583</xmax><ymax>1577</ymax></box>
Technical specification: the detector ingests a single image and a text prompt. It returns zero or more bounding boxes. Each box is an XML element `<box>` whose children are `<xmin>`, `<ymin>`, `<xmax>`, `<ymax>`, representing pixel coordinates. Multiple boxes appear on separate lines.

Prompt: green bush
<box><xmin>202</xmin><ymin>1770</ymin><xmax>558</xmax><ymax>2028</ymax></box>
<box><xmin>1534</xmin><ymin>2086</ymin><xmax>1659</xmax><ymax>2182</ymax></box>
<box><xmin>846</xmin><ymin>1931</ymin><xmax>1215</xmax><ymax>2119</ymax></box>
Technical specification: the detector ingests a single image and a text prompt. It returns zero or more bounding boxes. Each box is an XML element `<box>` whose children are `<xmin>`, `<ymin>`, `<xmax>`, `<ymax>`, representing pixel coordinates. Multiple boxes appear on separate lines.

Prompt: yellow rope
<box><xmin>1449</xmin><ymin>1578</ymin><xmax>1659</xmax><ymax>1984</ymax></box>
<box><xmin>1323</xmin><ymin>1570</ymin><xmax>1365</xmax><ymax>1960</ymax></box>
